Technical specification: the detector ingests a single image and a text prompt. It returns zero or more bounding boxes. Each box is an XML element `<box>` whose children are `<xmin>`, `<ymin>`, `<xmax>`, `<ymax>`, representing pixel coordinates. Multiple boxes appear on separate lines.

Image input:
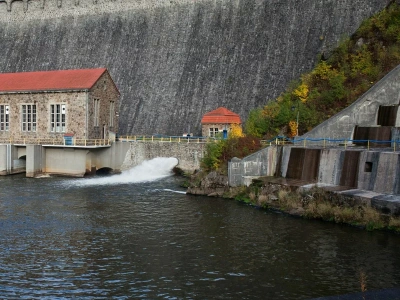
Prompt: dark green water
<box><xmin>0</xmin><ymin>158</ymin><xmax>399</xmax><ymax>299</ymax></box>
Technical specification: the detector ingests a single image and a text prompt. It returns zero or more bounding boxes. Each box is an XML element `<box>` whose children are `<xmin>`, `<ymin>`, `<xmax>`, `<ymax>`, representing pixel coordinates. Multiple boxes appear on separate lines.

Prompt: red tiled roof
<box><xmin>0</xmin><ymin>68</ymin><xmax>108</xmax><ymax>92</ymax></box>
<box><xmin>201</xmin><ymin>107</ymin><xmax>241</xmax><ymax>124</ymax></box>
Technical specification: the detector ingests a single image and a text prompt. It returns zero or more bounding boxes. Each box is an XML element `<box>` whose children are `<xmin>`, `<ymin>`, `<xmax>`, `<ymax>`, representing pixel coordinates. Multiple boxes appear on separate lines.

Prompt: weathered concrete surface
<box><xmin>0</xmin><ymin>144</ymin><xmax>26</xmax><ymax>175</ymax></box>
<box><xmin>303</xmin><ymin>64</ymin><xmax>400</xmax><ymax>141</ymax></box>
<box><xmin>121</xmin><ymin>141</ymin><xmax>206</xmax><ymax>172</ymax></box>
<box><xmin>0</xmin><ymin>0</ymin><xmax>390</xmax><ymax>135</ymax></box>
<box><xmin>228</xmin><ymin>146</ymin><xmax>277</xmax><ymax>187</ymax></box>
<box><xmin>357</xmin><ymin>151</ymin><xmax>400</xmax><ymax>194</ymax></box>
<box><xmin>26</xmin><ymin>145</ymin><xmax>43</xmax><ymax>177</ymax></box>
<box><xmin>318</xmin><ymin>148</ymin><xmax>343</xmax><ymax>185</ymax></box>
<box><xmin>228</xmin><ymin>145</ymin><xmax>400</xmax><ymax>215</ymax></box>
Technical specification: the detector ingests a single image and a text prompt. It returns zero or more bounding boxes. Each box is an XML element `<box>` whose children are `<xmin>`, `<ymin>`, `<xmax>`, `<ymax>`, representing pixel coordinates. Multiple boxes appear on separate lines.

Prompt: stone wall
<box><xmin>122</xmin><ymin>141</ymin><xmax>206</xmax><ymax>172</ymax></box>
<box><xmin>0</xmin><ymin>71</ymin><xmax>119</xmax><ymax>140</ymax></box>
<box><xmin>88</xmin><ymin>71</ymin><xmax>120</xmax><ymax>139</ymax></box>
<box><xmin>0</xmin><ymin>0</ymin><xmax>390</xmax><ymax>135</ymax></box>
<box><xmin>0</xmin><ymin>91</ymin><xmax>87</xmax><ymax>140</ymax></box>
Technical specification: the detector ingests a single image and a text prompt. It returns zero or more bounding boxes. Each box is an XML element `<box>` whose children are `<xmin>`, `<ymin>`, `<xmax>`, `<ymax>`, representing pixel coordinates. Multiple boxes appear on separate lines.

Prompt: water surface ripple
<box><xmin>0</xmin><ymin>159</ymin><xmax>399</xmax><ymax>299</ymax></box>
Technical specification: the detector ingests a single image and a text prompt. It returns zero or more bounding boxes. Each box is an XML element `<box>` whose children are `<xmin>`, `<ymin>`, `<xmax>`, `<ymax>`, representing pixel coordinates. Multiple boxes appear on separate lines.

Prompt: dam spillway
<box><xmin>0</xmin><ymin>0</ymin><xmax>391</xmax><ymax>135</ymax></box>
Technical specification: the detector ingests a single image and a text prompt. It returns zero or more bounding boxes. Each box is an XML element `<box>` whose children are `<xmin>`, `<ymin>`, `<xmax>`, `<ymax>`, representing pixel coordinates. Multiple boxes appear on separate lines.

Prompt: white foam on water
<box><xmin>67</xmin><ymin>157</ymin><xmax>178</xmax><ymax>187</ymax></box>
<box><xmin>161</xmin><ymin>189</ymin><xmax>187</xmax><ymax>194</ymax></box>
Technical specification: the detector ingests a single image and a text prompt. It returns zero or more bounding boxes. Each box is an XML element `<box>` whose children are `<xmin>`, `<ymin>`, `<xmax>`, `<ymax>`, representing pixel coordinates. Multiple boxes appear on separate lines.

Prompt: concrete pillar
<box><xmin>0</xmin><ymin>145</ymin><xmax>8</xmax><ymax>175</ymax></box>
<box><xmin>318</xmin><ymin>149</ymin><xmax>344</xmax><ymax>185</ymax></box>
<box><xmin>228</xmin><ymin>157</ymin><xmax>242</xmax><ymax>187</ymax></box>
<box><xmin>26</xmin><ymin>145</ymin><xmax>43</xmax><ymax>177</ymax></box>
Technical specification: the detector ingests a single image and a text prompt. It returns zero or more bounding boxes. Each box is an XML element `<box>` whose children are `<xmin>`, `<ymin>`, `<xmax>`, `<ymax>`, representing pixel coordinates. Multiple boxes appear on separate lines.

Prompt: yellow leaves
<box><xmin>229</xmin><ymin>123</ymin><xmax>244</xmax><ymax>138</ymax></box>
<box><xmin>288</xmin><ymin>120</ymin><xmax>298</xmax><ymax>137</ymax></box>
<box><xmin>292</xmin><ymin>83</ymin><xmax>309</xmax><ymax>103</ymax></box>
<box><xmin>262</xmin><ymin>101</ymin><xmax>280</xmax><ymax>118</ymax></box>
<box><xmin>312</xmin><ymin>61</ymin><xmax>333</xmax><ymax>80</ymax></box>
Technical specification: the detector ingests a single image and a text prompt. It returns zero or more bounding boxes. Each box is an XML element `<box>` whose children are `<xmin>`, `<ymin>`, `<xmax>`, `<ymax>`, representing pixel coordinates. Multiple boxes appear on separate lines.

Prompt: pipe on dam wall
<box><xmin>0</xmin><ymin>0</ymin><xmax>390</xmax><ymax>135</ymax></box>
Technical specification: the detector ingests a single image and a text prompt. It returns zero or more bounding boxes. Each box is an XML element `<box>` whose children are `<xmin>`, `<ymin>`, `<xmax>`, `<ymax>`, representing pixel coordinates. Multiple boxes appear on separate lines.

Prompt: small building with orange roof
<box><xmin>0</xmin><ymin>68</ymin><xmax>119</xmax><ymax>141</ymax></box>
<box><xmin>201</xmin><ymin>107</ymin><xmax>242</xmax><ymax>137</ymax></box>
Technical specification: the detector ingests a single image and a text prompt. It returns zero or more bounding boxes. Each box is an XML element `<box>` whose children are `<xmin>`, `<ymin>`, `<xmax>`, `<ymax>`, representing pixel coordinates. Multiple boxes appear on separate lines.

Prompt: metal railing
<box><xmin>0</xmin><ymin>137</ymin><xmax>111</xmax><ymax>147</ymax></box>
<box><xmin>119</xmin><ymin>135</ymin><xmax>212</xmax><ymax>143</ymax></box>
<box><xmin>263</xmin><ymin>136</ymin><xmax>400</xmax><ymax>151</ymax></box>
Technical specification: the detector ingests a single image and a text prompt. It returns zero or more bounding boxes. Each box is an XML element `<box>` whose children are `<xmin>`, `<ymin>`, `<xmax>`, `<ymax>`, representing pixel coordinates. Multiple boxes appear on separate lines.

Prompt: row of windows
<box><xmin>0</xmin><ymin>100</ymin><xmax>116</xmax><ymax>132</ymax></box>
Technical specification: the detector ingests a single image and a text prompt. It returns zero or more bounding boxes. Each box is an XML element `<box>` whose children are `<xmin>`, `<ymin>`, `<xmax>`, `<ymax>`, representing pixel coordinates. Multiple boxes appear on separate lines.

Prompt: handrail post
<box><xmin>178</xmin><ymin>137</ymin><xmax>181</xmax><ymax>143</ymax></box>
<box><xmin>323</xmin><ymin>138</ymin><xmax>326</xmax><ymax>148</ymax></box>
<box><xmin>394</xmin><ymin>140</ymin><xmax>396</xmax><ymax>152</ymax></box>
<box><xmin>152</xmin><ymin>136</ymin><xmax>154</xmax><ymax>142</ymax></box>
<box><xmin>303</xmin><ymin>138</ymin><xmax>306</xmax><ymax>148</ymax></box>
<box><xmin>368</xmin><ymin>140</ymin><xmax>370</xmax><ymax>151</ymax></box>
<box><xmin>85</xmin><ymin>139</ymin><xmax>87</xmax><ymax>147</ymax></box>
<box><xmin>345</xmin><ymin>139</ymin><xmax>347</xmax><ymax>150</ymax></box>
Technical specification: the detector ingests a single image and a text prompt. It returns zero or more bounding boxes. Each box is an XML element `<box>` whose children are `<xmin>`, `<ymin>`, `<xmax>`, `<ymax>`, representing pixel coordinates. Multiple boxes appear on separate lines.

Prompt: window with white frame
<box><xmin>21</xmin><ymin>104</ymin><xmax>36</xmax><ymax>132</ymax></box>
<box><xmin>50</xmin><ymin>104</ymin><xmax>66</xmax><ymax>133</ymax></box>
<box><xmin>0</xmin><ymin>105</ymin><xmax>9</xmax><ymax>131</ymax></box>
<box><xmin>209</xmin><ymin>127</ymin><xmax>219</xmax><ymax>137</ymax></box>
<box><xmin>94</xmin><ymin>98</ymin><xmax>100</xmax><ymax>127</ymax></box>
<box><xmin>109</xmin><ymin>101</ymin><xmax>115</xmax><ymax>127</ymax></box>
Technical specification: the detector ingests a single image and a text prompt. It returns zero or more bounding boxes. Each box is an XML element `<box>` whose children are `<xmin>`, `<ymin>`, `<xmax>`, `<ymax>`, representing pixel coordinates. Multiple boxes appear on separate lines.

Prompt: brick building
<box><xmin>201</xmin><ymin>107</ymin><xmax>242</xmax><ymax>137</ymax></box>
<box><xmin>0</xmin><ymin>68</ymin><xmax>119</xmax><ymax>142</ymax></box>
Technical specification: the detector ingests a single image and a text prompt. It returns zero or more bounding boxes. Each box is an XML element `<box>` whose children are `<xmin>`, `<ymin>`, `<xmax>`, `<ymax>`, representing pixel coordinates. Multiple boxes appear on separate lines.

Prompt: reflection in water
<box><xmin>0</xmin><ymin>158</ymin><xmax>399</xmax><ymax>299</ymax></box>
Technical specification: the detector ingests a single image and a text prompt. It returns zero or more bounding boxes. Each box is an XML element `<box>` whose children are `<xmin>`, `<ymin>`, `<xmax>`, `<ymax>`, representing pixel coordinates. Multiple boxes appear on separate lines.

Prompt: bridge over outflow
<box><xmin>0</xmin><ymin>139</ymin><xmax>207</xmax><ymax>177</ymax></box>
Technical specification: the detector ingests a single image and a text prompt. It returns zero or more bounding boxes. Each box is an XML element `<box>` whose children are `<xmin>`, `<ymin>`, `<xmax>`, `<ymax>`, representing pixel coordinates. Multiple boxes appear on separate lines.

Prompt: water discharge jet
<box><xmin>67</xmin><ymin>157</ymin><xmax>178</xmax><ymax>186</ymax></box>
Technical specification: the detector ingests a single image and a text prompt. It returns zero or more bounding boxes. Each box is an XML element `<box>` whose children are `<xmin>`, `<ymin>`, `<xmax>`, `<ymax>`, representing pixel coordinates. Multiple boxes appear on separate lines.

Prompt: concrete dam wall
<box><xmin>228</xmin><ymin>145</ymin><xmax>400</xmax><ymax>215</ymax></box>
<box><xmin>0</xmin><ymin>0</ymin><xmax>390</xmax><ymax>135</ymax></box>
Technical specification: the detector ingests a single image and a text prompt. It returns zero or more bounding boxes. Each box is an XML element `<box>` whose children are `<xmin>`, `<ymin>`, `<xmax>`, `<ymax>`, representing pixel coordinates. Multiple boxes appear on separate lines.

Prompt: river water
<box><xmin>0</xmin><ymin>158</ymin><xmax>399</xmax><ymax>299</ymax></box>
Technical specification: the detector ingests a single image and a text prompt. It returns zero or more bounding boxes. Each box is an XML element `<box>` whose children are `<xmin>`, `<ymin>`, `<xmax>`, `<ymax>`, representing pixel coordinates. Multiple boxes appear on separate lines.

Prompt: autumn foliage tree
<box><xmin>245</xmin><ymin>1</ymin><xmax>400</xmax><ymax>138</ymax></box>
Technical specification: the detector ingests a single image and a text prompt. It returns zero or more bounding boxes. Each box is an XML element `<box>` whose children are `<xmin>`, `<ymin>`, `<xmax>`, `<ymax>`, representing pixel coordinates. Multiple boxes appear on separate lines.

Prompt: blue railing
<box><xmin>264</xmin><ymin>136</ymin><xmax>400</xmax><ymax>151</ymax></box>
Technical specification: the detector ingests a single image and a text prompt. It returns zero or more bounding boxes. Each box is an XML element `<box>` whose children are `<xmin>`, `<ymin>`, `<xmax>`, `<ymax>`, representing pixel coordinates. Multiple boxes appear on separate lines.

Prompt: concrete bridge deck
<box><xmin>0</xmin><ymin>137</ymin><xmax>208</xmax><ymax>177</ymax></box>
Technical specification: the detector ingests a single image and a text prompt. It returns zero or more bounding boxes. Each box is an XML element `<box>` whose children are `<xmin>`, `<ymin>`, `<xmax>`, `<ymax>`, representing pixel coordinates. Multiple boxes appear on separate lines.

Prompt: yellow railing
<box><xmin>119</xmin><ymin>135</ymin><xmax>211</xmax><ymax>143</ymax></box>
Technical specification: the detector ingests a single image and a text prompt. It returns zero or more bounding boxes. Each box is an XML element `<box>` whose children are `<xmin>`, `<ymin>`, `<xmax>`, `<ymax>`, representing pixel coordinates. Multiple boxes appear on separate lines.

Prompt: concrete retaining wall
<box><xmin>229</xmin><ymin>145</ymin><xmax>400</xmax><ymax>195</ymax></box>
<box><xmin>228</xmin><ymin>146</ymin><xmax>277</xmax><ymax>187</ymax></box>
<box><xmin>122</xmin><ymin>141</ymin><xmax>206</xmax><ymax>172</ymax></box>
<box><xmin>303</xmin><ymin>64</ymin><xmax>400</xmax><ymax>142</ymax></box>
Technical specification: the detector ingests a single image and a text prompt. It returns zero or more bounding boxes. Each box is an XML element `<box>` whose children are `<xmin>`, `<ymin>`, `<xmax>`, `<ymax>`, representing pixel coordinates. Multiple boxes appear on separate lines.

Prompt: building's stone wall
<box><xmin>201</xmin><ymin>123</ymin><xmax>238</xmax><ymax>137</ymax></box>
<box><xmin>0</xmin><ymin>71</ymin><xmax>119</xmax><ymax>141</ymax></box>
<box><xmin>0</xmin><ymin>91</ymin><xmax>87</xmax><ymax>140</ymax></box>
<box><xmin>87</xmin><ymin>71</ymin><xmax>120</xmax><ymax>139</ymax></box>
